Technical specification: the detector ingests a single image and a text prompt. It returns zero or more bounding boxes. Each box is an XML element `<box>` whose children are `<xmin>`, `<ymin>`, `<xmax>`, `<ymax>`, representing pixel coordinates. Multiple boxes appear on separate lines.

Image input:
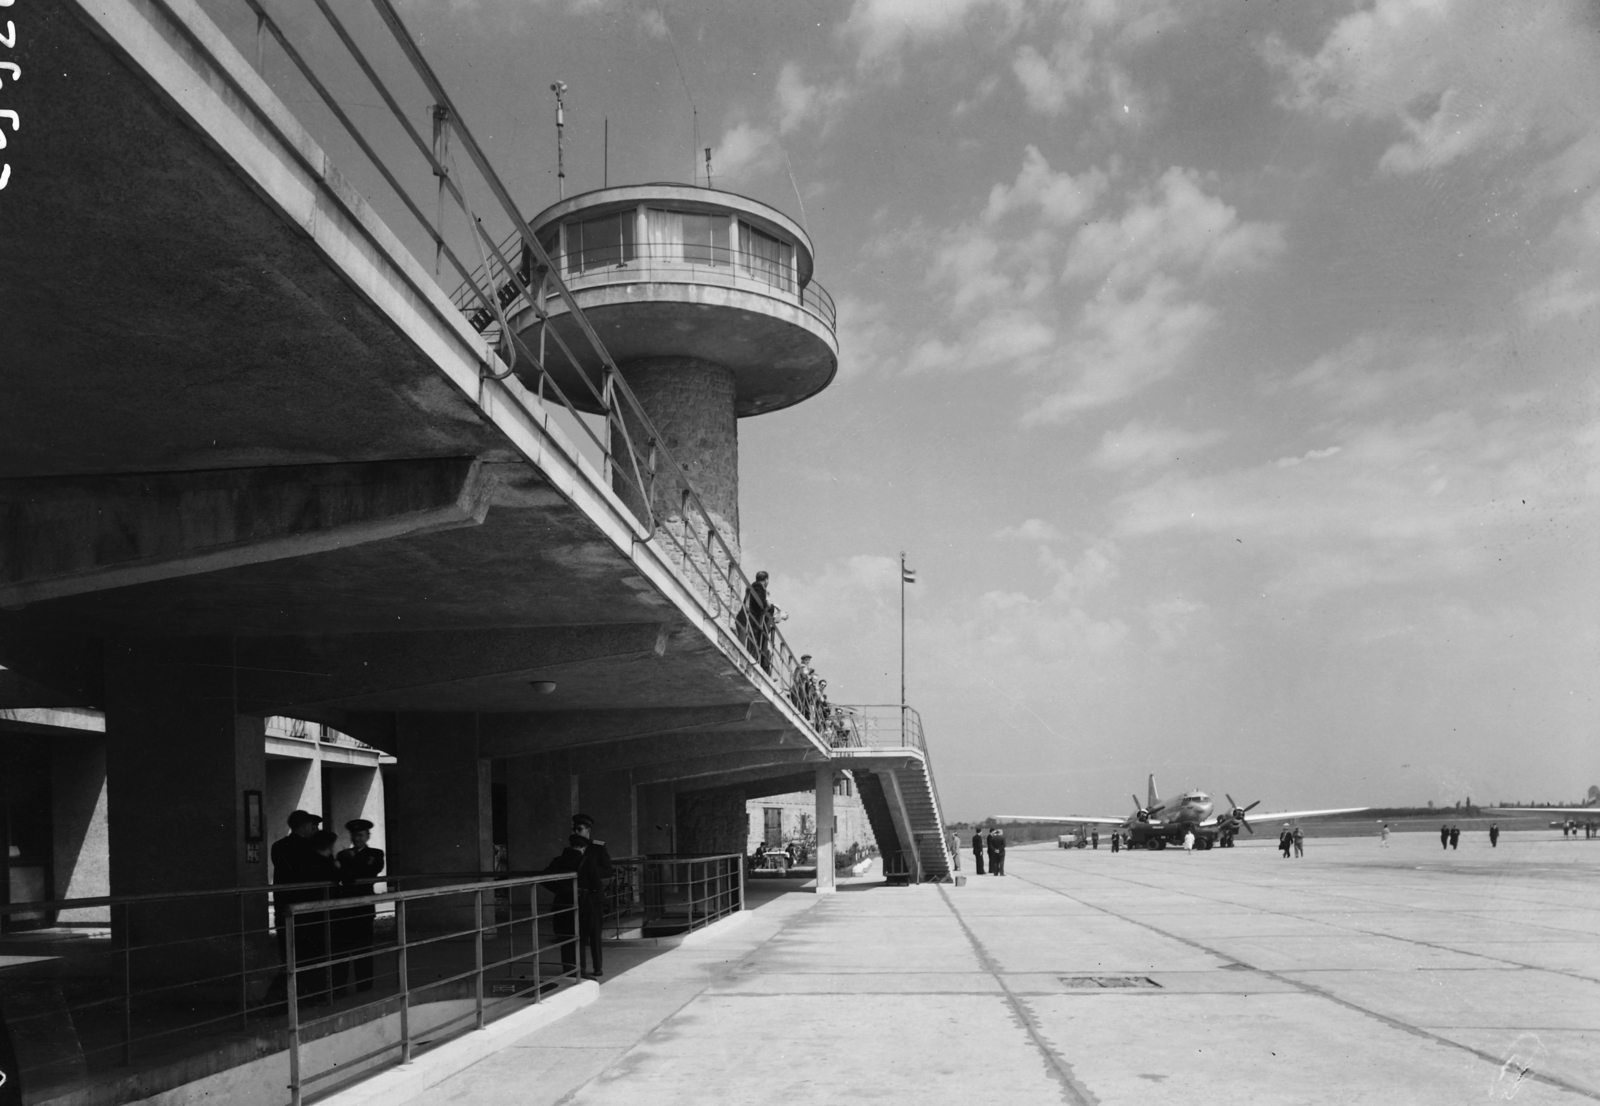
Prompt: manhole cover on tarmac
<box><xmin>1059</xmin><ymin>975</ymin><xmax>1162</xmax><ymax>989</ymax></box>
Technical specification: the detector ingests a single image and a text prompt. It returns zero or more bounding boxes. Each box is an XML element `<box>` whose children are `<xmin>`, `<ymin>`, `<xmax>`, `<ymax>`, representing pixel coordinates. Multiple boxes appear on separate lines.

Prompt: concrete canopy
<box><xmin>0</xmin><ymin>4</ymin><xmax>823</xmax><ymax>755</ymax></box>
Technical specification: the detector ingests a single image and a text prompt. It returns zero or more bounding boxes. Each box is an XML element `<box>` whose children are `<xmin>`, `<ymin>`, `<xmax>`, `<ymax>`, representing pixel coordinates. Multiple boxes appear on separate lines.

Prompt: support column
<box><xmin>814</xmin><ymin>766</ymin><xmax>835</xmax><ymax>895</ymax></box>
<box><xmin>504</xmin><ymin>754</ymin><xmax>572</xmax><ymax>871</ymax></box>
<box><xmin>575</xmin><ymin>769</ymin><xmax>634</xmax><ymax>858</ymax></box>
<box><xmin>386</xmin><ymin>713</ymin><xmax>492</xmax><ymax>878</ymax></box>
<box><xmin>103</xmin><ymin>636</ymin><xmax>267</xmax><ymax>987</ymax></box>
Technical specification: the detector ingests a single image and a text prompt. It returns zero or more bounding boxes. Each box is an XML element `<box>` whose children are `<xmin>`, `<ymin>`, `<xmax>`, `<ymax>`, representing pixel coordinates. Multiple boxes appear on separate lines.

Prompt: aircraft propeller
<box><xmin>1131</xmin><ymin>796</ymin><xmax>1152</xmax><ymax>824</ymax></box>
<box><xmin>1223</xmin><ymin>794</ymin><xmax>1261</xmax><ymax>834</ymax></box>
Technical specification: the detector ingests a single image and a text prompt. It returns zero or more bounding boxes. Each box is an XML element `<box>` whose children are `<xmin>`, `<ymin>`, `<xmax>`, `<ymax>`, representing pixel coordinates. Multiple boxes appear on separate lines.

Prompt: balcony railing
<box><xmin>226</xmin><ymin>0</ymin><xmax>829</xmax><ymax>738</ymax></box>
<box><xmin>0</xmin><ymin>873</ymin><xmax>579</xmax><ymax>1106</ymax></box>
<box><xmin>451</xmin><ymin>237</ymin><xmax>838</xmax><ymax>336</ymax></box>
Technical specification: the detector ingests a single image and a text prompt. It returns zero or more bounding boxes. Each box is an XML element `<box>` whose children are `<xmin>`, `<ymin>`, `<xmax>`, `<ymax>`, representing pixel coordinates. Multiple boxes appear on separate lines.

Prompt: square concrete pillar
<box><xmin>504</xmin><ymin>754</ymin><xmax>573</xmax><ymax>872</ymax></box>
<box><xmin>814</xmin><ymin>767</ymin><xmax>835</xmax><ymax>895</ymax></box>
<box><xmin>386</xmin><ymin>713</ymin><xmax>492</xmax><ymax>879</ymax></box>
<box><xmin>576</xmin><ymin>769</ymin><xmax>634</xmax><ymax>858</ymax></box>
<box><xmin>103</xmin><ymin>637</ymin><xmax>268</xmax><ymax>990</ymax></box>
<box><xmin>638</xmin><ymin>782</ymin><xmax>675</xmax><ymax>855</ymax></box>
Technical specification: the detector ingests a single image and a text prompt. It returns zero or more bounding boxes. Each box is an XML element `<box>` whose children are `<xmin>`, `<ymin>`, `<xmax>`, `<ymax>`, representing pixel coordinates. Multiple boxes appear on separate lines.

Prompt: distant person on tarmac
<box><xmin>971</xmin><ymin>830</ymin><xmax>986</xmax><ymax>876</ymax></box>
<box><xmin>1182</xmin><ymin>829</ymin><xmax>1195</xmax><ymax>854</ymax></box>
<box><xmin>988</xmin><ymin>828</ymin><xmax>1006</xmax><ymax>876</ymax></box>
<box><xmin>1110</xmin><ymin>831</ymin><xmax>1120</xmax><ymax>854</ymax></box>
<box><xmin>1489</xmin><ymin>823</ymin><xmax>1499</xmax><ymax>847</ymax></box>
<box><xmin>1449</xmin><ymin>825</ymin><xmax>1460</xmax><ymax>850</ymax></box>
<box><xmin>1293</xmin><ymin>827</ymin><xmax>1304</xmax><ymax>858</ymax></box>
<box><xmin>1279</xmin><ymin>827</ymin><xmax>1293</xmax><ymax>858</ymax></box>
<box><xmin>1440</xmin><ymin>824</ymin><xmax>1450</xmax><ymax>849</ymax></box>
<box><xmin>1091</xmin><ymin>830</ymin><xmax>1099</xmax><ymax>850</ymax></box>
<box><xmin>1380</xmin><ymin>823</ymin><xmax>1391</xmax><ymax>847</ymax></box>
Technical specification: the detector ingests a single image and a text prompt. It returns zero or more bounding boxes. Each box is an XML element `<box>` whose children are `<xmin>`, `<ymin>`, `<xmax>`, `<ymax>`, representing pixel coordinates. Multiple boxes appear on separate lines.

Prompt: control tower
<box><xmin>510</xmin><ymin>185</ymin><xmax>838</xmax><ymax>552</ymax></box>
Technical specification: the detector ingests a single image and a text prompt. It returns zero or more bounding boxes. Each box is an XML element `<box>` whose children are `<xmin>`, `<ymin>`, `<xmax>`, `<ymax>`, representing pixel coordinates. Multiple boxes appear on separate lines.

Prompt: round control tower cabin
<box><xmin>509</xmin><ymin>185</ymin><xmax>837</xmax><ymax>552</ymax></box>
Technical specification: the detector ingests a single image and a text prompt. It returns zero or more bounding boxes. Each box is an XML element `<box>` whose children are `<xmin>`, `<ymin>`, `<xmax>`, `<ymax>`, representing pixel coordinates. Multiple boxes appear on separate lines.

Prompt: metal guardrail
<box><xmin>0</xmin><ymin>873</ymin><xmax>488</xmax><ymax>1103</ymax></box>
<box><xmin>224</xmin><ymin>0</ymin><xmax>827</xmax><ymax>721</ymax></box>
<box><xmin>442</xmin><ymin>854</ymin><xmax>744</xmax><ymax>942</ymax></box>
<box><xmin>452</xmin><ymin>236</ymin><xmax>838</xmax><ymax>336</ymax></box>
<box><xmin>284</xmin><ymin>872</ymin><xmax>578</xmax><ymax>1105</ymax></box>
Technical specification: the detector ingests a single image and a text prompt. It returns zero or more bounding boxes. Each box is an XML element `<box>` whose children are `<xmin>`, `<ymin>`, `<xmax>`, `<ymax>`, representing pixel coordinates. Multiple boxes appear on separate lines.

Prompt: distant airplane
<box><xmin>998</xmin><ymin>774</ymin><xmax>1368</xmax><ymax>851</ymax></box>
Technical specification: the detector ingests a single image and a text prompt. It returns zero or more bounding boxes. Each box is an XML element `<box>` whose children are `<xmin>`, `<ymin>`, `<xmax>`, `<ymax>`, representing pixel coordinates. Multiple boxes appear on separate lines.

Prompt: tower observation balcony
<box><xmin>457</xmin><ymin>186</ymin><xmax>838</xmax><ymax>561</ymax></box>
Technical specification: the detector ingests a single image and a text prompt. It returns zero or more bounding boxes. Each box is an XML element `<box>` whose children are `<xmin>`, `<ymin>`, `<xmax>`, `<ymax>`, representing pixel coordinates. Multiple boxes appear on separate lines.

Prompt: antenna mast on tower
<box><xmin>550</xmin><ymin>81</ymin><xmax>568</xmax><ymax>199</ymax></box>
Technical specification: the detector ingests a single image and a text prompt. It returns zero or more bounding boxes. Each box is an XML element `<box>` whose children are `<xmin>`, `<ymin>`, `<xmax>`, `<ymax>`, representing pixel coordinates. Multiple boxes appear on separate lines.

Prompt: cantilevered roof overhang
<box><xmin>0</xmin><ymin>1</ymin><xmax>824</xmax><ymax>761</ymax></box>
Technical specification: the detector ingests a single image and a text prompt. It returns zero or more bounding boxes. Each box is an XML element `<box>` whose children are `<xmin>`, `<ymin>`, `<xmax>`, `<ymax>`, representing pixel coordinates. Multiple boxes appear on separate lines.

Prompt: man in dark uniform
<box><xmin>266</xmin><ymin>810</ymin><xmax>322</xmax><ymax>1006</ymax></box>
<box><xmin>971</xmin><ymin>829</ymin><xmax>986</xmax><ymax>876</ymax></box>
<box><xmin>1489</xmin><ymin>822</ymin><xmax>1500</xmax><ymax>847</ymax></box>
<box><xmin>1110</xmin><ymin>829</ymin><xmax>1120</xmax><ymax>854</ymax></box>
<box><xmin>987</xmin><ymin>828</ymin><xmax>1006</xmax><ymax>876</ymax></box>
<box><xmin>333</xmin><ymin>819</ymin><xmax>384</xmax><ymax>994</ymax></box>
<box><xmin>1440</xmin><ymin>823</ymin><xmax>1450</xmax><ymax>849</ymax></box>
<box><xmin>1449</xmin><ymin>824</ymin><xmax>1460</xmax><ymax>850</ymax></box>
<box><xmin>570</xmin><ymin>813</ymin><xmax>613</xmax><ymax>978</ymax></box>
<box><xmin>1091</xmin><ymin>829</ymin><xmax>1099</xmax><ymax>850</ymax></box>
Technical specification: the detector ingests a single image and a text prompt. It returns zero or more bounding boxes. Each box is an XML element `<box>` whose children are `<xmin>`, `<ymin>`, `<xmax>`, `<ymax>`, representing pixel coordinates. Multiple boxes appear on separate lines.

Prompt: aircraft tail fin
<box><xmin>1148</xmin><ymin>774</ymin><xmax>1160</xmax><ymax>809</ymax></box>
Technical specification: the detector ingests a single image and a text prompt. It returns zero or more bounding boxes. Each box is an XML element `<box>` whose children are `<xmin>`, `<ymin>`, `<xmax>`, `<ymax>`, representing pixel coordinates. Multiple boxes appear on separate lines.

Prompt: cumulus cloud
<box><xmin>709</xmin><ymin>122</ymin><xmax>782</xmax><ymax>184</ymax></box>
<box><xmin>994</xmin><ymin>518</ymin><xmax>1065</xmax><ymax>542</ymax></box>
<box><xmin>872</xmin><ymin>150</ymin><xmax>1282</xmax><ymax>422</ymax></box>
<box><xmin>775</xmin><ymin>63</ymin><xmax>850</xmax><ymax>136</ymax></box>
<box><xmin>1092</xmin><ymin>420</ymin><xmax>1225</xmax><ymax>472</ymax></box>
<box><xmin>1111</xmin><ymin>408</ymin><xmax>1600</xmax><ymax>598</ymax></box>
<box><xmin>841</xmin><ymin>0</ymin><xmax>1025</xmax><ymax>75</ymax></box>
<box><xmin>1263</xmin><ymin>0</ymin><xmax>1600</xmax><ymax>179</ymax></box>
<box><xmin>636</xmin><ymin>8</ymin><xmax>668</xmax><ymax>38</ymax></box>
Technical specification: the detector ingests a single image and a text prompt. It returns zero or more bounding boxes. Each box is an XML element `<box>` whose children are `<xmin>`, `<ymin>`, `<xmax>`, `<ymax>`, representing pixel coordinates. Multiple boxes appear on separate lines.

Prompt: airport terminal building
<box><xmin>0</xmin><ymin>3</ymin><xmax>950</xmax><ymax>1104</ymax></box>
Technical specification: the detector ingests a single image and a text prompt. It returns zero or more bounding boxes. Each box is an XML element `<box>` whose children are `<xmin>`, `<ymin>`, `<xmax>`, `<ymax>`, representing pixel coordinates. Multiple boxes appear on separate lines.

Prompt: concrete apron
<box><xmin>410</xmin><ymin>834</ymin><xmax>1600</xmax><ymax>1106</ymax></box>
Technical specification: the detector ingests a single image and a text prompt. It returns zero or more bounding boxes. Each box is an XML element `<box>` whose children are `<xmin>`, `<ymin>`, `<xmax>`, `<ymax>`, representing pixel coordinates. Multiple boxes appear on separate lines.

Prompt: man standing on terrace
<box><xmin>571</xmin><ymin>814</ymin><xmax>614</xmax><ymax>978</ymax></box>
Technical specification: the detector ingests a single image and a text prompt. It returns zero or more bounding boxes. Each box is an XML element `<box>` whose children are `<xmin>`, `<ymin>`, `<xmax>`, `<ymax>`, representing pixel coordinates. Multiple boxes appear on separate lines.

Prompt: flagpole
<box><xmin>900</xmin><ymin>551</ymin><xmax>906</xmax><ymax>747</ymax></box>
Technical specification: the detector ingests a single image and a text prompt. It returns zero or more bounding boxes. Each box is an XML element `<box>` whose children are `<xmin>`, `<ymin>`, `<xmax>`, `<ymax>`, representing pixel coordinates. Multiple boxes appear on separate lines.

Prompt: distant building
<box><xmin>748</xmin><ymin>773</ymin><xmax>874</xmax><ymax>860</ymax></box>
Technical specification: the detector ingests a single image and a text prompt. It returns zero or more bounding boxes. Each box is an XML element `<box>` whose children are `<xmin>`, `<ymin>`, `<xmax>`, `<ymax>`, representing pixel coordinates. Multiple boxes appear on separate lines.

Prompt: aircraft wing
<box><xmin>993</xmin><ymin>815</ymin><xmax>1127</xmax><ymax>825</ymax></box>
<box><xmin>1246</xmin><ymin>806</ymin><xmax>1369</xmax><ymax>823</ymax></box>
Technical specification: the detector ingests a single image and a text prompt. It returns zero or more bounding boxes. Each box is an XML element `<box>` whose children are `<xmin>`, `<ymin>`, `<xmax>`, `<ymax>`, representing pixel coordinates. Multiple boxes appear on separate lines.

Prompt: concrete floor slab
<box><xmin>417</xmin><ymin>836</ymin><xmax>1600</xmax><ymax>1104</ymax></box>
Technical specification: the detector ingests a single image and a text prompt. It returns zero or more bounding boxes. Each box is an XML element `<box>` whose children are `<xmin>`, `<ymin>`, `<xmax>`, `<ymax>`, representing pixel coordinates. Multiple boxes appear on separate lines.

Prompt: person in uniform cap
<box><xmin>333</xmin><ymin>819</ymin><xmax>385</xmax><ymax>994</ymax></box>
<box><xmin>970</xmin><ymin>828</ymin><xmax>986</xmax><ymax>876</ymax></box>
<box><xmin>266</xmin><ymin>811</ymin><xmax>325</xmax><ymax>1004</ymax></box>
<box><xmin>569</xmin><ymin>814</ymin><xmax>613</xmax><ymax>977</ymax></box>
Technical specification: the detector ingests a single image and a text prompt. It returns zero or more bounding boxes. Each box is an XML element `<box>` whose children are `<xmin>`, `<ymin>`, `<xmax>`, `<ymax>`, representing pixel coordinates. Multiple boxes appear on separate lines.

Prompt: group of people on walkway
<box><xmin>735</xmin><ymin>572</ymin><xmax>846</xmax><ymax>739</ymax></box>
<box><xmin>970</xmin><ymin>828</ymin><xmax>1006</xmax><ymax>875</ymax></box>
<box><xmin>270</xmin><ymin>810</ymin><xmax>385</xmax><ymax>1003</ymax></box>
<box><xmin>1277</xmin><ymin>826</ymin><xmax>1304</xmax><ymax>857</ymax></box>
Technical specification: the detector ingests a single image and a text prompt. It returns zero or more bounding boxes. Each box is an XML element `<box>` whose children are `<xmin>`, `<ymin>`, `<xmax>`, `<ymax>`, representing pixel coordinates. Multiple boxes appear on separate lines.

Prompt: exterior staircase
<box><xmin>830</xmin><ymin>706</ymin><xmax>952</xmax><ymax>883</ymax></box>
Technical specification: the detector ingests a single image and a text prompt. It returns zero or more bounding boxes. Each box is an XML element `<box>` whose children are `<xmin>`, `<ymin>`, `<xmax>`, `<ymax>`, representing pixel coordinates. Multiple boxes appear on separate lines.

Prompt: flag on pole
<box><xmin>902</xmin><ymin>565</ymin><xmax>916</xmax><ymax>583</ymax></box>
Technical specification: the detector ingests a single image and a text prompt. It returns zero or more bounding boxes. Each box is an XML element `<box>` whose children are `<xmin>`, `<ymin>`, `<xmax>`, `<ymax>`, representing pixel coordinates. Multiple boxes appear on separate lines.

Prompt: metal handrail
<box><xmin>454</xmin><ymin>240</ymin><xmax>838</xmax><ymax>334</ymax></box>
<box><xmin>227</xmin><ymin>0</ymin><xmax>826</xmax><ymax>732</ymax></box>
<box><xmin>284</xmin><ymin>871</ymin><xmax>579</xmax><ymax>1105</ymax></box>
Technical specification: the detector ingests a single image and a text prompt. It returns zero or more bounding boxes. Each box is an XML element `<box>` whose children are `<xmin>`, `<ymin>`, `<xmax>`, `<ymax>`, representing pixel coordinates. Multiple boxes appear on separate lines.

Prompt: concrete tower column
<box><xmin>612</xmin><ymin>356</ymin><xmax>740</xmax><ymax>557</ymax></box>
<box><xmin>814</xmin><ymin>765</ymin><xmax>836</xmax><ymax>895</ymax></box>
<box><xmin>102</xmin><ymin>636</ymin><xmax>268</xmax><ymax>985</ymax></box>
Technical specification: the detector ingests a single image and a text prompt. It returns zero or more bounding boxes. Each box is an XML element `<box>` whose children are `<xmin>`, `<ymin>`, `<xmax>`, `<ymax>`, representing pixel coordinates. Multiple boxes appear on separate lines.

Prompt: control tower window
<box><xmin>568</xmin><ymin>212</ymin><xmax>635</xmax><ymax>273</ymax></box>
<box><xmin>743</xmin><ymin>226</ymin><xmax>795</xmax><ymax>292</ymax></box>
<box><xmin>646</xmin><ymin>209</ymin><xmax>730</xmax><ymax>266</ymax></box>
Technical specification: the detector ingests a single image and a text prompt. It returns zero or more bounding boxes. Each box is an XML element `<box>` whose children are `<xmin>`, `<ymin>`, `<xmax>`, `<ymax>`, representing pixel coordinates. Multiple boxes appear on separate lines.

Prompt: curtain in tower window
<box><xmin>567</xmin><ymin>212</ymin><xmax>634</xmax><ymax>273</ymax></box>
<box><xmin>646</xmin><ymin>209</ymin><xmax>730</xmax><ymax>265</ymax></box>
<box><xmin>743</xmin><ymin>226</ymin><xmax>793</xmax><ymax>291</ymax></box>
<box><xmin>646</xmin><ymin>208</ymin><xmax>682</xmax><ymax>263</ymax></box>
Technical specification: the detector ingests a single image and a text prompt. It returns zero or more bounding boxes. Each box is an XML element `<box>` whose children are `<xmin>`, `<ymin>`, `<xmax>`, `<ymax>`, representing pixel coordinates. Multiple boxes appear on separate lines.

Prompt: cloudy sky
<box><xmin>234</xmin><ymin>0</ymin><xmax>1600</xmax><ymax>819</ymax></box>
